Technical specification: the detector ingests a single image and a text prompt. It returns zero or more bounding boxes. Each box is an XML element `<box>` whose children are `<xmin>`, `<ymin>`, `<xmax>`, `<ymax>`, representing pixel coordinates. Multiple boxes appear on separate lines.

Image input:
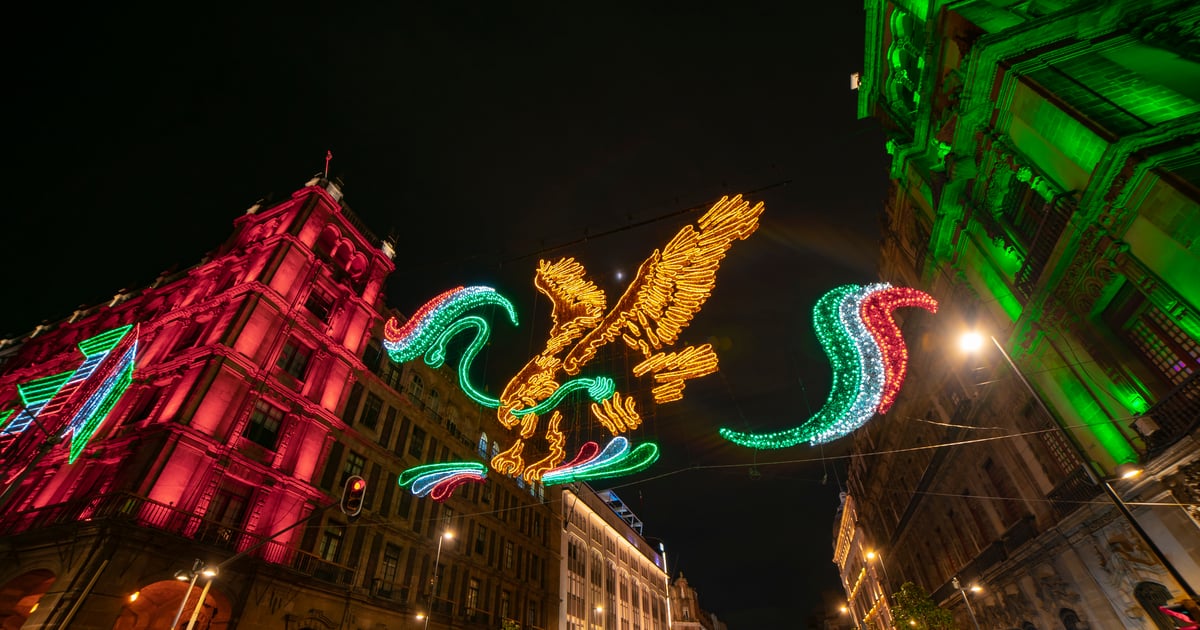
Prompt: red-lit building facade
<box><xmin>0</xmin><ymin>176</ymin><xmax>559</xmax><ymax>629</ymax></box>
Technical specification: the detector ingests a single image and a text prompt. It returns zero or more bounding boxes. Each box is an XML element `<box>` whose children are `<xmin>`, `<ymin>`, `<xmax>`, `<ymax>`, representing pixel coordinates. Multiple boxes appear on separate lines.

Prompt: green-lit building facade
<box><xmin>842</xmin><ymin>0</ymin><xmax>1199</xmax><ymax>628</ymax></box>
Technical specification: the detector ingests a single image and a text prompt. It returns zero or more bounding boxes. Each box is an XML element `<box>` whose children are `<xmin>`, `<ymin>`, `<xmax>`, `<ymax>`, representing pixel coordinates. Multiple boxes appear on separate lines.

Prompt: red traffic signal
<box><xmin>341</xmin><ymin>475</ymin><xmax>366</xmax><ymax>517</ymax></box>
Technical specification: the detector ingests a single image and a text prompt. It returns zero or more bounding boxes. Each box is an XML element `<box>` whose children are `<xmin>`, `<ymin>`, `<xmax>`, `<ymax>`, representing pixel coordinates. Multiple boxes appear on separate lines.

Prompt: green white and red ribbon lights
<box><xmin>0</xmin><ymin>324</ymin><xmax>138</xmax><ymax>463</ymax></box>
<box><xmin>720</xmin><ymin>284</ymin><xmax>936</xmax><ymax>449</ymax></box>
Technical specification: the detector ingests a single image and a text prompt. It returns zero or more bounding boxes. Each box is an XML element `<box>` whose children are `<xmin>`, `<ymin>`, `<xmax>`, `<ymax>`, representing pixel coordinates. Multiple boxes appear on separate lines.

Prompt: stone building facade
<box><xmin>0</xmin><ymin>176</ymin><xmax>558</xmax><ymax>629</ymax></box>
<box><xmin>842</xmin><ymin>0</ymin><xmax>1199</xmax><ymax>628</ymax></box>
<box><xmin>558</xmin><ymin>485</ymin><xmax>668</xmax><ymax>630</ymax></box>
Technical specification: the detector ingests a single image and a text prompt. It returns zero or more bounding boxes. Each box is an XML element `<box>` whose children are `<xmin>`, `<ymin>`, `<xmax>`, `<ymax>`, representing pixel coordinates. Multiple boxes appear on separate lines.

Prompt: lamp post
<box><xmin>169</xmin><ymin>559</ymin><xmax>204</xmax><ymax>630</ymax></box>
<box><xmin>951</xmin><ymin>577</ymin><xmax>981</xmax><ymax>630</ymax></box>
<box><xmin>424</xmin><ymin>530</ymin><xmax>453</xmax><ymax>630</ymax></box>
<box><xmin>866</xmin><ymin>549</ymin><xmax>895</xmax><ymax>627</ymax></box>
<box><xmin>960</xmin><ymin>332</ymin><xmax>1198</xmax><ymax>603</ymax></box>
<box><xmin>184</xmin><ymin>566</ymin><xmax>218</xmax><ymax>630</ymax></box>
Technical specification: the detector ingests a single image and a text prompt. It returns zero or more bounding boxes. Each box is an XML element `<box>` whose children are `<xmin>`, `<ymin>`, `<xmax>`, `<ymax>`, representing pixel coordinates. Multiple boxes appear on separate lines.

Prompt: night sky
<box><xmin>7</xmin><ymin>4</ymin><xmax>887</xmax><ymax>627</ymax></box>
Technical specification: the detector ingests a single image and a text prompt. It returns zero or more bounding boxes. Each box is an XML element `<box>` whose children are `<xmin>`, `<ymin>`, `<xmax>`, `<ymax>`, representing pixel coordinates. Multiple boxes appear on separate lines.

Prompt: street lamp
<box><xmin>960</xmin><ymin>331</ymin><xmax>1198</xmax><ymax>604</ymax></box>
<box><xmin>169</xmin><ymin>559</ymin><xmax>204</xmax><ymax>630</ymax></box>
<box><xmin>951</xmin><ymin>577</ymin><xmax>981</xmax><ymax>630</ymax></box>
<box><xmin>866</xmin><ymin>550</ymin><xmax>892</xmax><ymax>593</ymax></box>
<box><xmin>424</xmin><ymin>531</ymin><xmax>453</xmax><ymax>630</ymax></box>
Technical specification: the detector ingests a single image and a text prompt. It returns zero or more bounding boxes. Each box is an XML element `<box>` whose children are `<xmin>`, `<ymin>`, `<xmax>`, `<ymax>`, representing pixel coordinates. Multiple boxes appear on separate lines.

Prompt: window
<box><xmin>382</xmin><ymin>544</ymin><xmax>401</xmax><ymax>589</ymax></box>
<box><xmin>500</xmin><ymin>590</ymin><xmax>511</xmax><ymax>620</ymax></box>
<box><xmin>276</xmin><ymin>337</ymin><xmax>312</xmax><ymax>379</ymax></box>
<box><xmin>383</xmin><ymin>362</ymin><xmax>403</xmax><ymax>390</ymax></box>
<box><xmin>408</xmin><ymin>373</ymin><xmax>424</xmax><ymax>399</ymax></box>
<box><xmin>359</xmin><ymin>393</ymin><xmax>383</xmax><ymax>430</ymax></box>
<box><xmin>342</xmin><ymin>383</ymin><xmax>363</xmax><ymax>422</ymax></box>
<box><xmin>341</xmin><ymin>451</ymin><xmax>365</xmax><ymax>485</ymax></box>
<box><xmin>362</xmin><ymin>342</ymin><xmax>382</xmax><ymax>373</ymax></box>
<box><xmin>1133</xmin><ymin>582</ymin><xmax>1176</xmax><ymax>630</ymax></box>
<box><xmin>466</xmin><ymin>578</ymin><xmax>480</xmax><ymax>613</ymax></box>
<box><xmin>319</xmin><ymin>522</ymin><xmax>344</xmax><ymax>561</ymax></box>
<box><xmin>1104</xmin><ymin>284</ymin><xmax>1199</xmax><ymax>390</ymax></box>
<box><xmin>504</xmin><ymin>540</ymin><xmax>515</xmax><ymax>570</ymax></box>
<box><xmin>429</xmin><ymin>388</ymin><xmax>441</xmax><ymax>415</ymax></box>
<box><xmin>243</xmin><ymin>400</ymin><xmax>284</xmax><ymax>449</ymax></box>
<box><xmin>528</xmin><ymin>599</ymin><xmax>539</xmax><ymax>628</ymax></box>
<box><xmin>475</xmin><ymin>526</ymin><xmax>488</xmax><ymax>555</ymax></box>
<box><xmin>379</xmin><ymin>407</ymin><xmax>396</xmax><ymax>448</ymax></box>
<box><xmin>409</xmin><ymin>427</ymin><xmax>426</xmax><ymax>458</ymax></box>
<box><xmin>478</xmin><ymin>432</ymin><xmax>489</xmax><ymax>459</ymax></box>
<box><xmin>398</xmin><ymin>486</ymin><xmax>413</xmax><ymax>519</ymax></box>
<box><xmin>305</xmin><ymin>288</ymin><xmax>335</xmax><ymax>322</ymax></box>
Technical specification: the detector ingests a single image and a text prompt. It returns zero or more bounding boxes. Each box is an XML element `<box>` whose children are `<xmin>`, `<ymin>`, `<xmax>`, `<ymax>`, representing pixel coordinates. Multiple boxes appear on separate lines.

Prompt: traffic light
<box><xmin>341</xmin><ymin>475</ymin><xmax>366</xmax><ymax>517</ymax></box>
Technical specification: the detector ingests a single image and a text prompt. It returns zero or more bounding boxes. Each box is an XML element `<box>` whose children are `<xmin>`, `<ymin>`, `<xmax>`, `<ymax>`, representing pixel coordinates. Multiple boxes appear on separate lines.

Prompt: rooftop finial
<box><xmin>324</xmin><ymin>150</ymin><xmax>332</xmax><ymax>180</ymax></box>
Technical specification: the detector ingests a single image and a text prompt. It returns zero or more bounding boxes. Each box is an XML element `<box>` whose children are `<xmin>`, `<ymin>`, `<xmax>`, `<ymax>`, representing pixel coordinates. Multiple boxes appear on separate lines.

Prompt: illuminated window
<box><xmin>504</xmin><ymin>540</ymin><xmax>515</xmax><ymax>570</ymax></box>
<box><xmin>243</xmin><ymin>400</ymin><xmax>284</xmax><ymax>449</ymax></box>
<box><xmin>478</xmin><ymin>432</ymin><xmax>489</xmax><ymax>459</ymax></box>
<box><xmin>276</xmin><ymin>338</ymin><xmax>312</xmax><ymax>380</ymax></box>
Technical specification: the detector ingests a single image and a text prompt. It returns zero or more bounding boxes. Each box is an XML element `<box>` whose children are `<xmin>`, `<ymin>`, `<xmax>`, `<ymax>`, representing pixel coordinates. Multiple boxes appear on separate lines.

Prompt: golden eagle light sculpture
<box><xmin>385</xmin><ymin>195</ymin><xmax>763</xmax><ymax>500</ymax></box>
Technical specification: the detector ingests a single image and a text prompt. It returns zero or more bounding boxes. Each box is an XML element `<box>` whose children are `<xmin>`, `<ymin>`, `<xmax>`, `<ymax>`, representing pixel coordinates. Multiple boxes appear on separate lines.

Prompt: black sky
<box><xmin>7</xmin><ymin>4</ymin><xmax>887</xmax><ymax>627</ymax></box>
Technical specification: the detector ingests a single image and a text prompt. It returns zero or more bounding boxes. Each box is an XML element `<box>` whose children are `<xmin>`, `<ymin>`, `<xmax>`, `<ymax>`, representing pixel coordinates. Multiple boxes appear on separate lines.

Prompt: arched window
<box><xmin>1134</xmin><ymin>581</ymin><xmax>1176</xmax><ymax>630</ymax></box>
<box><xmin>478</xmin><ymin>432</ymin><xmax>489</xmax><ymax>459</ymax></box>
<box><xmin>1020</xmin><ymin>622</ymin><xmax>1037</xmax><ymax>630</ymax></box>
<box><xmin>409</xmin><ymin>373</ymin><xmax>423</xmax><ymax>399</ymax></box>
<box><xmin>429</xmin><ymin>389</ymin><xmax>441</xmax><ymax>415</ymax></box>
<box><xmin>492</xmin><ymin>441</ymin><xmax>500</xmax><ymax>460</ymax></box>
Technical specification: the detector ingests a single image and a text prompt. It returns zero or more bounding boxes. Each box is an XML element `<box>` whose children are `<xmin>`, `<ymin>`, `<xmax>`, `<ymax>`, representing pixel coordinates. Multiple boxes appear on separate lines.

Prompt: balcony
<box><xmin>1047</xmin><ymin>466</ymin><xmax>1103</xmax><ymax>520</ymax></box>
<box><xmin>1141</xmin><ymin>371</ymin><xmax>1199</xmax><ymax>458</ymax></box>
<box><xmin>0</xmin><ymin>491</ymin><xmax>356</xmax><ymax>587</ymax></box>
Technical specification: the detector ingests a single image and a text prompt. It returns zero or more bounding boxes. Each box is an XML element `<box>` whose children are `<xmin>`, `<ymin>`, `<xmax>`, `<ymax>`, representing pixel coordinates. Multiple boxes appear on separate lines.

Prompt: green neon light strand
<box><xmin>510</xmin><ymin>376</ymin><xmax>615</xmax><ymax>417</ymax></box>
<box><xmin>68</xmin><ymin>356</ymin><xmax>135</xmax><ymax>464</ymax></box>
<box><xmin>76</xmin><ymin>324</ymin><xmax>133</xmax><ymax>357</ymax></box>
<box><xmin>424</xmin><ymin>315</ymin><xmax>502</xmax><ymax>408</ymax></box>
<box><xmin>720</xmin><ymin>286</ymin><xmax>860</xmax><ymax>449</ymax></box>
<box><xmin>422</xmin><ymin>315</ymin><xmax>617</xmax><ymax>412</ymax></box>
<box><xmin>543</xmin><ymin>442</ymin><xmax>660</xmax><ymax>486</ymax></box>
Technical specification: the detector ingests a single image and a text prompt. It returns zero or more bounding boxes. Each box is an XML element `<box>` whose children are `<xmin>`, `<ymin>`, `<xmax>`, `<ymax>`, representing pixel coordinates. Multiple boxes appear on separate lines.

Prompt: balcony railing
<box><xmin>1142</xmin><ymin>371</ymin><xmax>1199</xmax><ymax>458</ymax></box>
<box><xmin>1047</xmin><ymin>466</ymin><xmax>1103</xmax><ymax>520</ymax></box>
<box><xmin>0</xmin><ymin>491</ymin><xmax>355</xmax><ymax>586</ymax></box>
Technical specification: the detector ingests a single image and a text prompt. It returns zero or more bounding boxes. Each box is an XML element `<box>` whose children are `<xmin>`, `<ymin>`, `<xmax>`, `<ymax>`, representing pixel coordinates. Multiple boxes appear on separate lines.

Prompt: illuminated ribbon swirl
<box><xmin>384</xmin><ymin>286</ymin><xmax>617</xmax><ymax>413</ymax></box>
<box><xmin>719</xmin><ymin>283</ymin><xmax>937</xmax><ymax>449</ymax></box>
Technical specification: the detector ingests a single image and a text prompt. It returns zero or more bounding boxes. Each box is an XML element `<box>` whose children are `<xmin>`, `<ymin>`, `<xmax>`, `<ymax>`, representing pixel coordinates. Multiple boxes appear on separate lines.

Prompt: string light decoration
<box><xmin>385</xmin><ymin>195</ymin><xmax>763</xmax><ymax>497</ymax></box>
<box><xmin>861</xmin><ymin>286</ymin><xmax>939</xmax><ymax>413</ymax></box>
<box><xmin>493</xmin><ymin>194</ymin><xmax>762</xmax><ymax>479</ymax></box>
<box><xmin>398</xmin><ymin>461</ymin><xmax>488</xmax><ymax>502</ymax></box>
<box><xmin>541</xmin><ymin>437</ymin><xmax>660</xmax><ymax>486</ymax></box>
<box><xmin>719</xmin><ymin>284</ymin><xmax>936</xmax><ymax>449</ymax></box>
<box><xmin>0</xmin><ymin>325</ymin><xmax>138</xmax><ymax>463</ymax></box>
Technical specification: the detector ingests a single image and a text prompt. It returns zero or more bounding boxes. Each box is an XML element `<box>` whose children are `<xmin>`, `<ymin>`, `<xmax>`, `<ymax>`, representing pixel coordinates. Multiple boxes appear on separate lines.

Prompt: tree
<box><xmin>891</xmin><ymin>582</ymin><xmax>955</xmax><ymax>630</ymax></box>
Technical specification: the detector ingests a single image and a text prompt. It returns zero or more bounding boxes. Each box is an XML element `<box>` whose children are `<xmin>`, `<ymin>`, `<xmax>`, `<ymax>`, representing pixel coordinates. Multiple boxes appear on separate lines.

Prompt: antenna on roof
<box><xmin>324</xmin><ymin>150</ymin><xmax>332</xmax><ymax>179</ymax></box>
